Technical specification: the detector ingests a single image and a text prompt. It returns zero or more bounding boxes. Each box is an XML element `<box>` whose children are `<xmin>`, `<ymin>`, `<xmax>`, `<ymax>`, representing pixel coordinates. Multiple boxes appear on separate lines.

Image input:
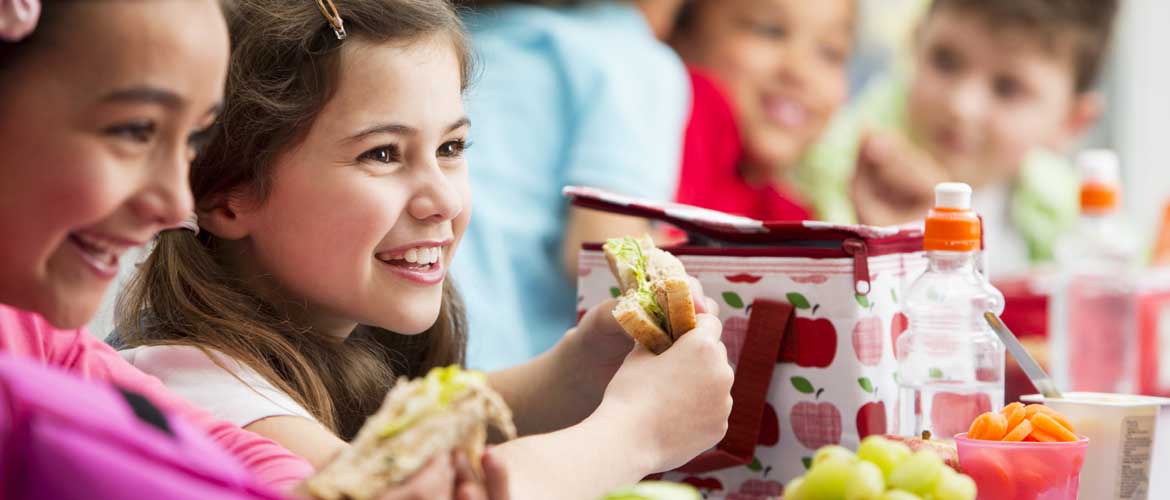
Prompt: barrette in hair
<box><xmin>315</xmin><ymin>0</ymin><xmax>346</xmax><ymax>40</ymax></box>
<box><xmin>176</xmin><ymin>212</ymin><xmax>200</xmax><ymax>236</ymax></box>
<box><xmin>0</xmin><ymin>0</ymin><xmax>41</xmax><ymax>42</ymax></box>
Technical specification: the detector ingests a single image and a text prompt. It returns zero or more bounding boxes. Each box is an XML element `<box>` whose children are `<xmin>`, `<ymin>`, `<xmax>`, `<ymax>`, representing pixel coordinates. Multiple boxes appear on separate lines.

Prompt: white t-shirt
<box><xmin>120</xmin><ymin>345</ymin><xmax>316</xmax><ymax>427</ymax></box>
<box><xmin>972</xmin><ymin>181</ymin><xmax>1030</xmax><ymax>279</ymax></box>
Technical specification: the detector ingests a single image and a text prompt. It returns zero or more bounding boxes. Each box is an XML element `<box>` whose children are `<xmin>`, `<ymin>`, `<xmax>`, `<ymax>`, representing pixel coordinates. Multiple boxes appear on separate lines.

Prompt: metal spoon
<box><xmin>984</xmin><ymin>311</ymin><xmax>1063</xmax><ymax>399</ymax></box>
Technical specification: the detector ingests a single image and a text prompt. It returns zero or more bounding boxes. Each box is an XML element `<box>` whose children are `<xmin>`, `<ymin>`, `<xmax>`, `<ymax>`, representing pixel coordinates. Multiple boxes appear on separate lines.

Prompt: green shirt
<box><xmin>794</xmin><ymin>74</ymin><xmax>1079</xmax><ymax>263</ymax></box>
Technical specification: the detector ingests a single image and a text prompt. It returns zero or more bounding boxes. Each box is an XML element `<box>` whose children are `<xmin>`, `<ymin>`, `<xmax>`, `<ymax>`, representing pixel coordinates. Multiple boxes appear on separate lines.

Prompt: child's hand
<box><xmin>593</xmin><ymin>313</ymin><xmax>734</xmax><ymax>472</ymax></box>
<box><xmin>295</xmin><ymin>451</ymin><xmax>509</xmax><ymax>500</ymax></box>
<box><xmin>451</xmin><ymin>450</ymin><xmax>510</xmax><ymax>500</ymax></box>
<box><xmin>851</xmin><ymin>130</ymin><xmax>948</xmax><ymax>226</ymax></box>
<box><xmin>567</xmin><ymin>278</ymin><xmax>719</xmax><ymax>404</ymax></box>
<box><xmin>373</xmin><ymin>451</ymin><xmax>509</xmax><ymax>500</ymax></box>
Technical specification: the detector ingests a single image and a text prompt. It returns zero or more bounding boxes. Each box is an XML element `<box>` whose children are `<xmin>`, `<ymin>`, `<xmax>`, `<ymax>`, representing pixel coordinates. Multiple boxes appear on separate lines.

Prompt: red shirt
<box><xmin>675</xmin><ymin>67</ymin><xmax>812</xmax><ymax>222</ymax></box>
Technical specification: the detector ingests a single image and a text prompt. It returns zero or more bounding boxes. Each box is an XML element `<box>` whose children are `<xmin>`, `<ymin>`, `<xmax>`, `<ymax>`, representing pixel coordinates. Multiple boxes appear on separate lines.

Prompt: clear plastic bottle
<box><xmin>896</xmin><ymin>183</ymin><xmax>1005</xmax><ymax>439</ymax></box>
<box><xmin>1049</xmin><ymin>149</ymin><xmax>1138</xmax><ymax>394</ymax></box>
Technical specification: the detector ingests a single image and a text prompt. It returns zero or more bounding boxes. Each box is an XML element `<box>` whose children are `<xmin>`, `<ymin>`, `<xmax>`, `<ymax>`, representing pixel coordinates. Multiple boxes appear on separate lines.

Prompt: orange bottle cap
<box><xmin>1077</xmin><ymin>149</ymin><xmax>1121</xmax><ymax>214</ymax></box>
<box><xmin>924</xmin><ymin>183</ymin><xmax>981</xmax><ymax>252</ymax></box>
<box><xmin>1081</xmin><ymin>182</ymin><xmax>1119</xmax><ymax>213</ymax></box>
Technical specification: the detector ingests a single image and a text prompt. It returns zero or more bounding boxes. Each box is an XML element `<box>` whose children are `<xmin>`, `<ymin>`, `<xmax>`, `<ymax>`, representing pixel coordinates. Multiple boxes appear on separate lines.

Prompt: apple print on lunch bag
<box><xmin>568</xmin><ymin>187</ymin><xmax>927</xmax><ymax>499</ymax></box>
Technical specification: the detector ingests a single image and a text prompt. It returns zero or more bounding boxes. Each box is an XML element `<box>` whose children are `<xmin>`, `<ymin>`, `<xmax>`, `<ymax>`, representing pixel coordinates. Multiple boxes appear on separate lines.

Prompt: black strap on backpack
<box><xmin>116</xmin><ymin>388</ymin><xmax>174</xmax><ymax>437</ymax></box>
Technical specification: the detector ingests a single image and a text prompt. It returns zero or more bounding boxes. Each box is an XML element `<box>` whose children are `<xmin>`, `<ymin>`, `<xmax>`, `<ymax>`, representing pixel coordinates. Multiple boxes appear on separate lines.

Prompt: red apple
<box><xmin>930</xmin><ymin>391</ymin><xmax>991</xmax><ymax>441</ymax></box>
<box><xmin>882</xmin><ymin>433</ymin><xmax>961</xmax><ymax>471</ymax></box>
<box><xmin>680</xmin><ymin>476</ymin><xmax>724</xmax><ymax>492</ymax></box>
<box><xmin>758</xmin><ymin>402</ymin><xmax>780</xmax><ymax>446</ymax></box>
<box><xmin>790</xmin><ymin>401</ymin><xmax>842</xmax><ymax>450</ymax></box>
<box><xmin>722</xmin><ymin>316</ymin><xmax>750</xmax><ymax>366</ymax></box>
<box><xmin>736</xmin><ymin>479</ymin><xmax>783</xmax><ymax>497</ymax></box>
<box><xmin>856</xmin><ymin>401</ymin><xmax>887</xmax><ymax>438</ymax></box>
<box><xmin>851</xmin><ymin>316</ymin><xmax>884</xmax><ymax>366</ymax></box>
<box><xmin>890</xmin><ymin>312</ymin><xmax>909</xmax><ymax>359</ymax></box>
<box><xmin>780</xmin><ymin>317</ymin><xmax>837</xmax><ymax>368</ymax></box>
<box><xmin>725</xmin><ymin>273</ymin><xmax>763</xmax><ymax>284</ymax></box>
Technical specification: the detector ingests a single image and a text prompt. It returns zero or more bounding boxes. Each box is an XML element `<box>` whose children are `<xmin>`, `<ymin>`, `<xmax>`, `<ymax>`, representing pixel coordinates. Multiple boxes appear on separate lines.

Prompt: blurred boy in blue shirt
<box><xmin>455</xmin><ymin>1</ymin><xmax>690</xmax><ymax>369</ymax></box>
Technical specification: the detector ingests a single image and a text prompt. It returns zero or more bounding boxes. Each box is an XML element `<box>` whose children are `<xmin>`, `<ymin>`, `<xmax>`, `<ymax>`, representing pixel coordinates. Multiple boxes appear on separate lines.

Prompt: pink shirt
<box><xmin>0</xmin><ymin>303</ymin><xmax>314</xmax><ymax>492</ymax></box>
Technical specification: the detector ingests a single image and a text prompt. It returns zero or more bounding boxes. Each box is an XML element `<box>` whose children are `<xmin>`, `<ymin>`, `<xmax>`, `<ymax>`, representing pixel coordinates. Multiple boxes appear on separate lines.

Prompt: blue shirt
<box><xmin>455</xmin><ymin>3</ymin><xmax>689</xmax><ymax>370</ymax></box>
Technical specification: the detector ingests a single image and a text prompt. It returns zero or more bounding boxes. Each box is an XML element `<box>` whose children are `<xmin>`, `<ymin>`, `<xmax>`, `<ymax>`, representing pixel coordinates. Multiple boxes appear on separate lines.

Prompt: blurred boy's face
<box><xmin>907</xmin><ymin>8</ymin><xmax>1098</xmax><ymax>187</ymax></box>
<box><xmin>674</xmin><ymin>0</ymin><xmax>853</xmax><ymax>175</ymax></box>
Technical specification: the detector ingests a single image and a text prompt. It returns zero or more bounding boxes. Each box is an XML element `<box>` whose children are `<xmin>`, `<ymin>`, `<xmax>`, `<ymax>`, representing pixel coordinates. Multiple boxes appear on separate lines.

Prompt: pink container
<box><xmin>955</xmin><ymin>433</ymin><xmax>1088</xmax><ymax>500</ymax></box>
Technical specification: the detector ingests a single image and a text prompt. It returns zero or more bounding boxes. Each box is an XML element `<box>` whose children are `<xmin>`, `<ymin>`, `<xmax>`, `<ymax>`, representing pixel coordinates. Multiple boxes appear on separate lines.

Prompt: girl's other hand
<box><xmin>593</xmin><ymin>313</ymin><xmax>733</xmax><ymax>472</ymax></box>
<box><xmin>565</xmin><ymin>277</ymin><xmax>719</xmax><ymax>406</ymax></box>
<box><xmin>454</xmin><ymin>449</ymin><xmax>510</xmax><ymax>500</ymax></box>
<box><xmin>376</xmin><ymin>454</ymin><xmax>457</xmax><ymax>500</ymax></box>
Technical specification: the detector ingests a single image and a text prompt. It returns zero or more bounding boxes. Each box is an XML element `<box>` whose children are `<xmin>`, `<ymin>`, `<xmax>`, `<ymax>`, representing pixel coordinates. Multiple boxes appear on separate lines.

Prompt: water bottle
<box><xmin>1049</xmin><ymin>150</ymin><xmax>1138</xmax><ymax>393</ymax></box>
<box><xmin>897</xmin><ymin>183</ymin><xmax>1005</xmax><ymax>439</ymax></box>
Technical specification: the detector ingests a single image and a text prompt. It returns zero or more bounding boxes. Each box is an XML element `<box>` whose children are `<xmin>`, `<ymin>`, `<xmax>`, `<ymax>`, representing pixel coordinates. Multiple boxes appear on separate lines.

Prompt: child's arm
<box><xmin>245</xmin><ymin>416</ymin><xmax>347</xmax><ymax>470</ymax></box>
<box><xmin>560</xmin><ymin>208</ymin><xmax>653</xmax><ymax>281</ymax></box>
<box><xmin>487</xmin><ymin>300</ymin><xmax>631</xmax><ymax>434</ymax></box>
<box><xmin>489</xmin><ymin>314</ymin><xmax>733</xmax><ymax>500</ymax></box>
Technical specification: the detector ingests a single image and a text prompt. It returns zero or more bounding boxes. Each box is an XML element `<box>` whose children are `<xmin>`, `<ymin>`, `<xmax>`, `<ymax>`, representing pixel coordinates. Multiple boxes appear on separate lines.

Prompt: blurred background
<box><xmin>89</xmin><ymin>0</ymin><xmax>1170</xmax><ymax>385</ymax></box>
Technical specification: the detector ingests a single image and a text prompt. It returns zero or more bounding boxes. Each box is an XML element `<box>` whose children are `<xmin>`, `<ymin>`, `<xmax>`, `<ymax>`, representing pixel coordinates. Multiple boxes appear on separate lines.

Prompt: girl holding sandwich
<box><xmin>114</xmin><ymin>0</ymin><xmax>735</xmax><ymax>498</ymax></box>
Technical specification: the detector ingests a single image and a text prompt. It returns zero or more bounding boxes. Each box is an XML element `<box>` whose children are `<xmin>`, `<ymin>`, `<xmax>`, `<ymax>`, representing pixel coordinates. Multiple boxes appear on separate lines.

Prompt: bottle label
<box><xmin>1117</xmin><ymin>414</ymin><xmax>1155</xmax><ymax>499</ymax></box>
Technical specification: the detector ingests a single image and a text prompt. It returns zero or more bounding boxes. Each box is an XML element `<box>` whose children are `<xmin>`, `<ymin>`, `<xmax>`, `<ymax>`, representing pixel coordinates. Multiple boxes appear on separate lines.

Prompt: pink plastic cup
<box><xmin>955</xmin><ymin>433</ymin><xmax>1089</xmax><ymax>500</ymax></box>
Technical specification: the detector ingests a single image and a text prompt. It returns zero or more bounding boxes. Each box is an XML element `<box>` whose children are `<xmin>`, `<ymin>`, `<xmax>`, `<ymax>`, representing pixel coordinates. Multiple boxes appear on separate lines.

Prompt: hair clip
<box><xmin>175</xmin><ymin>212</ymin><xmax>200</xmax><ymax>236</ymax></box>
<box><xmin>0</xmin><ymin>0</ymin><xmax>41</xmax><ymax>42</ymax></box>
<box><xmin>315</xmin><ymin>0</ymin><xmax>346</xmax><ymax>40</ymax></box>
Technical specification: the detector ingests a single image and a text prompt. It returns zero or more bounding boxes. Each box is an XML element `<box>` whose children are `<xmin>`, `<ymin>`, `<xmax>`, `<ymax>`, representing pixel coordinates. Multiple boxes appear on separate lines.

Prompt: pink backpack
<box><xmin>0</xmin><ymin>353</ymin><xmax>283</xmax><ymax>500</ymax></box>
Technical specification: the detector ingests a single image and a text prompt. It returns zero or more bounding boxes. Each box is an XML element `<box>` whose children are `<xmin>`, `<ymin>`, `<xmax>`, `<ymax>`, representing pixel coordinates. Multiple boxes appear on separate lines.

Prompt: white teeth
<box><xmin>379</xmin><ymin>246</ymin><xmax>442</xmax><ymax>265</ymax></box>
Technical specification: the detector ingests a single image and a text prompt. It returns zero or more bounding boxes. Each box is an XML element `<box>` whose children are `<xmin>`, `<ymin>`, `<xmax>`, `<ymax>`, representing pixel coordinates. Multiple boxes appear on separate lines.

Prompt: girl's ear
<box><xmin>198</xmin><ymin>190</ymin><xmax>255</xmax><ymax>240</ymax></box>
<box><xmin>1064</xmin><ymin>90</ymin><xmax>1104</xmax><ymax>143</ymax></box>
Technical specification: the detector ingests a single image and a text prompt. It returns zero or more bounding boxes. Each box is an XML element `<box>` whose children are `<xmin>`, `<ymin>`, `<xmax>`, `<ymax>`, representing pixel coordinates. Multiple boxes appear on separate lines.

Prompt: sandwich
<box><xmin>306</xmin><ymin>365</ymin><xmax>516</xmax><ymax>500</ymax></box>
<box><xmin>603</xmin><ymin>236</ymin><xmax>697</xmax><ymax>354</ymax></box>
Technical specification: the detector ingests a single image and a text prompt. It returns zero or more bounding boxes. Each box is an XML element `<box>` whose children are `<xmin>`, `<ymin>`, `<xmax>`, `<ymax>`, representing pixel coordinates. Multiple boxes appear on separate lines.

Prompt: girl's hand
<box><xmin>453</xmin><ymin>449</ymin><xmax>510</xmax><ymax>500</ymax></box>
<box><xmin>592</xmin><ymin>313</ymin><xmax>733</xmax><ymax>472</ymax></box>
<box><xmin>565</xmin><ymin>277</ymin><xmax>719</xmax><ymax>406</ymax></box>
<box><xmin>375</xmin><ymin>451</ymin><xmax>509</xmax><ymax>500</ymax></box>
<box><xmin>293</xmin><ymin>451</ymin><xmax>509</xmax><ymax>500</ymax></box>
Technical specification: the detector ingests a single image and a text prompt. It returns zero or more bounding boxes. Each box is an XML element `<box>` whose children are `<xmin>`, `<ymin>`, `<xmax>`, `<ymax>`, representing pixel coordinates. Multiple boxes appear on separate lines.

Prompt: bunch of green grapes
<box><xmin>785</xmin><ymin>436</ymin><xmax>976</xmax><ymax>500</ymax></box>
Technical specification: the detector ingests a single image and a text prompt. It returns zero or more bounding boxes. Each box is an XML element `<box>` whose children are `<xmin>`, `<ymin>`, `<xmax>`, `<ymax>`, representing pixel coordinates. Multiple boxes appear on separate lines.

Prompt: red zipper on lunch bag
<box><xmin>583</xmin><ymin>236</ymin><xmax>923</xmax><ymax>297</ymax></box>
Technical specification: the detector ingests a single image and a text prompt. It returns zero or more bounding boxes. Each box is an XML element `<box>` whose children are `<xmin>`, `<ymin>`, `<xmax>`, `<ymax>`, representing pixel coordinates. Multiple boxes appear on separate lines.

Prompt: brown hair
<box><xmin>116</xmin><ymin>0</ymin><xmax>472</xmax><ymax>440</ymax></box>
<box><xmin>460</xmin><ymin>0</ymin><xmax>598</xmax><ymax>7</ymax></box>
<box><xmin>928</xmin><ymin>0</ymin><xmax>1120</xmax><ymax>92</ymax></box>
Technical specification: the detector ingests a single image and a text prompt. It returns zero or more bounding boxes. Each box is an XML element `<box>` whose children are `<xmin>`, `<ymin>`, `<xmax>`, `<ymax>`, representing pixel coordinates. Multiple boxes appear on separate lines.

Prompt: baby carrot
<box><xmin>1031</xmin><ymin>413</ymin><xmax>1078</xmax><ymax>442</ymax></box>
<box><xmin>1003</xmin><ymin>419</ymin><xmax>1033</xmax><ymax>442</ymax></box>
<box><xmin>969</xmin><ymin>412</ymin><xmax>1008</xmax><ymax>440</ymax></box>
<box><xmin>1002</xmin><ymin>402</ymin><xmax>1027</xmax><ymax>430</ymax></box>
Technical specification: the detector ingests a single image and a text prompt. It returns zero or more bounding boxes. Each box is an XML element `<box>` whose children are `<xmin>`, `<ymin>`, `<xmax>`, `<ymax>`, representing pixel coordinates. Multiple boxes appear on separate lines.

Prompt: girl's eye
<box><xmin>929</xmin><ymin>45</ymin><xmax>961</xmax><ymax>75</ymax></box>
<box><xmin>749</xmin><ymin>22</ymin><xmax>787</xmax><ymax>39</ymax></box>
<box><xmin>993</xmin><ymin>76</ymin><xmax>1024</xmax><ymax>100</ymax></box>
<box><xmin>438</xmin><ymin>139</ymin><xmax>469</xmax><ymax>158</ymax></box>
<box><xmin>359</xmin><ymin>144</ymin><xmax>401</xmax><ymax>164</ymax></box>
<box><xmin>819</xmin><ymin>44</ymin><xmax>848</xmax><ymax>67</ymax></box>
<box><xmin>187</xmin><ymin>126</ymin><xmax>214</xmax><ymax>157</ymax></box>
<box><xmin>105</xmin><ymin>121</ymin><xmax>157</xmax><ymax>143</ymax></box>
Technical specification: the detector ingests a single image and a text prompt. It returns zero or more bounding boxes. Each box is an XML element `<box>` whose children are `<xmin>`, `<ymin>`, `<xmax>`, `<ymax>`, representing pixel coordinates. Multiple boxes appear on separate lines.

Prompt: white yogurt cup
<box><xmin>1022</xmin><ymin>392</ymin><xmax>1170</xmax><ymax>500</ymax></box>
